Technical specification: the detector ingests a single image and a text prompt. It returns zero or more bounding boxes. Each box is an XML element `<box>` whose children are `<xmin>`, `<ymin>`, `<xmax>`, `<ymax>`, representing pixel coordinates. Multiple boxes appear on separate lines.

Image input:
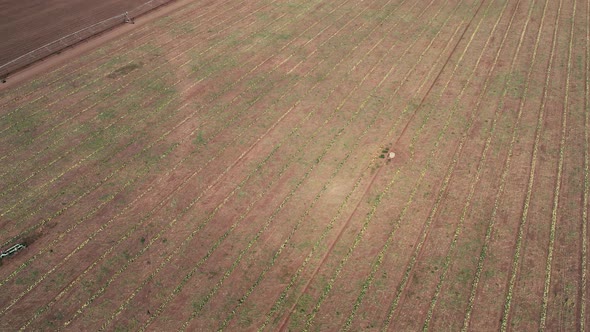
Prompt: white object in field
<box><xmin>388</xmin><ymin>152</ymin><xmax>396</xmax><ymax>159</ymax></box>
<box><xmin>0</xmin><ymin>243</ymin><xmax>26</xmax><ymax>259</ymax></box>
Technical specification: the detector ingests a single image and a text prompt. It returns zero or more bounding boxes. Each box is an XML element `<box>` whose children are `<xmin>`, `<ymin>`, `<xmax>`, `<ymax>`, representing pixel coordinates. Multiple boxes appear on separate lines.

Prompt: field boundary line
<box><xmin>540</xmin><ymin>0</ymin><xmax>576</xmax><ymax>328</ymax></box>
<box><xmin>500</xmin><ymin>0</ymin><xmax>561</xmax><ymax>329</ymax></box>
<box><xmin>0</xmin><ymin>0</ymin><xmax>177</xmax><ymax>79</ymax></box>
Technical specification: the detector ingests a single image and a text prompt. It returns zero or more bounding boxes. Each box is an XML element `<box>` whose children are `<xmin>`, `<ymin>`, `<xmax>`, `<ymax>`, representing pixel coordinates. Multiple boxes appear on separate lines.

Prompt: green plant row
<box><xmin>416</xmin><ymin>0</ymin><xmax>519</xmax><ymax>328</ymax></box>
<box><xmin>0</xmin><ymin>0</ymin><xmax>325</xmax><ymax>248</ymax></box>
<box><xmin>0</xmin><ymin>0</ymin><xmax>270</xmax><ymax>135</ymax></box>
<box><xmin>341</xmin><ymin>0</ymin><xmax>476</xmax><ymax>328</ymax></box>
<box><xmin>37</xmin><ymin>0</ymin><xmax>376</xmax><ymax>326</ymax></box>
<box><xmin>109</xmin><ymin>5</ymin><xmax>393</xmax><ymax>327</ymax></box>
<box><xmin>539</xmin><ymin>0</ymin><xmax>575</xmax><ymax>329</ymax></box>
<box><xmin>499</xmin><ymin>0</ymin><xmax>559</xmax><ymax>329</ymax></box>
<box><xmin>259</xmin><ymin>0</ymin><xmax>467</xmax><ymax>328</ymax></box>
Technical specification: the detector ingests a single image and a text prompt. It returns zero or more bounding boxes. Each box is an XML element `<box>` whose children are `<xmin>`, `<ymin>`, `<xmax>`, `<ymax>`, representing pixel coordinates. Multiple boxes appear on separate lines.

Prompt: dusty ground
<box><xmin>0</xmin><ymin>0</ymin><xmax>588</xmax><ymax>331</ymax></box>
<box><xmin>0</xmin><ymin>0</ymin><xmax>164</xmax><ymax>72</ymax></box>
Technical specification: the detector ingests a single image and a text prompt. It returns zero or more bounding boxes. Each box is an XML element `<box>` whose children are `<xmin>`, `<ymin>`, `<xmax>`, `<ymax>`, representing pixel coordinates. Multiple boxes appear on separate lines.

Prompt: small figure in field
<box><xmin>124</xmin><ymin>12</ymin><xmax>135</xmax><ymax>24</ymax></box>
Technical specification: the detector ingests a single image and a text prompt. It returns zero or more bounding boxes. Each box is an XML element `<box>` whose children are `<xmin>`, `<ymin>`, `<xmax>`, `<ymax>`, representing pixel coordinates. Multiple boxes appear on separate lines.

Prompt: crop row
<box><xmin>0</xmin><ymin>0</ymin><xmax>257</xmax><ymax>181</ymax></box>
<box><xmin>178</xmin><ymin>0</ymin><xmax>457</xmax><ymax>327</ymax></box>
<box><xmin>8</xmin><ymin>0</ymin><xmax>408</xmax><ymax>326</ymax></box>
<box><xmin>0</xmin><ymin>0</ymin><xmax>339</xmax><ymax>248</ymax></box>
<box><xmin>499</xmin><ymin>0</ymin><xmax>560</xmax><ymax>329</ymax></box>
<box><xmin>0</xmin><ymin>0</ymin><xmax>264</xmax><ymax>128</ymax></box>
<box><xmin>91</xmin><ymin>1</ymin><xmax>421</xmax><ymax>328</ymax></box>
<box><xmin>539</xmin><ymin>0</ymin><xmax>576</xmax><ymax>329</ymax></box>
<box><xmin>0</xmin><ymin>0</ymin><xmax>235</xmax><ymax>108</ymax></box>
<box><xmin>582</xmin><ymin>0</ymin><xmax>590</xmax><ymax>329</ymax></box>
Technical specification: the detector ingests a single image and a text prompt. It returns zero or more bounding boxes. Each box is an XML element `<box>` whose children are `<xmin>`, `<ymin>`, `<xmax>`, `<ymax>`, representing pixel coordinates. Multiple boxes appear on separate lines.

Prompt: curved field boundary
<box><xmin>500</xmin><ymin>0</ymin><xmax>562</xmax><ymax>329</ymax></box>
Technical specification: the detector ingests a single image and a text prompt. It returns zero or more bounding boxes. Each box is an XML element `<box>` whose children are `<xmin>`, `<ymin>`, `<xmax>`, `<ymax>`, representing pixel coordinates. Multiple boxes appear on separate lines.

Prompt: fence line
<box><xmin>0</xmin><ymin>0</ymin><xmax>172</xmax><ymax>80</ymax></box>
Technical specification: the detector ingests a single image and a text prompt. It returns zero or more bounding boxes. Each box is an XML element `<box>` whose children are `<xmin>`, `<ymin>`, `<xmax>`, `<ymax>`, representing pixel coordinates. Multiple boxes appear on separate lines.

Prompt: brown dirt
<box><xmin>0</xmin><ymin>0</ymin><xmax>588</xmax><ymax>330</ymax></box>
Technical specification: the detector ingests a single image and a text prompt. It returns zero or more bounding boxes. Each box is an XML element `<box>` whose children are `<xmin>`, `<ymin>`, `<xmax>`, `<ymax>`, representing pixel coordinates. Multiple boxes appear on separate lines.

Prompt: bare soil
<box><xmin>0</xmin><ymin>0</ymin><xmax>588</xmax><ymax>331</ymax></box>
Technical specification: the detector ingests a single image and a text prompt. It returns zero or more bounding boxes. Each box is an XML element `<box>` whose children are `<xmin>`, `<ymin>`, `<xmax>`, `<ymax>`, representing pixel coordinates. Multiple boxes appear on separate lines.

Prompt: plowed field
<box><xmin>0</xmin><ymin>0</ymin><xmax>154</xmax><ymax>68</ymax></box>
<box><xmin>0</xmin><ymin>0</ymin><xmax>588</xmax><ymax>330</ymax></box>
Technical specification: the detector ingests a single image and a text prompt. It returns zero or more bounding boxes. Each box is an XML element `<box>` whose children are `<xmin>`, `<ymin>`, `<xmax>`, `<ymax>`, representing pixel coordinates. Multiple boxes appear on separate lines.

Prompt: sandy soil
<box><xmin>0</xmin><ymin>0</ymin><xmax>588</xmax><ymax>331</ymax></box>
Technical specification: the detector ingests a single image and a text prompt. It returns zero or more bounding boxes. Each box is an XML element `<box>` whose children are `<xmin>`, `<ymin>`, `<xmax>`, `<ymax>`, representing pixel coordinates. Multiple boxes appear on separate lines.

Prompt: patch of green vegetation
<box><xmin>154</xmin><ymin>16</ymin><xmax>173</xmax><ymax>27</ymax></box>
<box><xmin>15</xmin><ymin>270</ymin><xmax>39</xmax><ymax>285</ymax></box>
<box><xmin>195</xmin><ymin>56</ymin><xmax>238</xmax><ymax>80</ymax></box>
<box><xmin>238</xmin><ymin>303</ymin><xmax>257</xmax><ymax>328</ymax></box>
<box><xmin>98</xmin><ymin>108</ymin><xmax>117</xmax><ymax>120</ymax></box>
<box><xmin>137</xmin><ymin>43</ymin><xmax>163</xmax><ymax>56</ymax></box>
<box><xmin>255</xmin><ymin>12</ymin><xmax>270</xmax><ymax>21</ymax></box>
<box><xmin>171</xmin><ymin>22</ymin><xmax>195</xmax><ymax>36</ymax></box>
<box><xmin>289</xmin><ymin>293</ymin><xmax>313</xmax><ymax>331</ymax></box>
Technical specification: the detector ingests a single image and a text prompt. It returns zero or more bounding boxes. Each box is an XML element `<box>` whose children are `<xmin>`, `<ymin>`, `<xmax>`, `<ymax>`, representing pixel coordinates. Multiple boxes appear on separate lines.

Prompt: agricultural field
<box><xmin>0</xmin><ymin>0</ymin><xmax>155</xmax><ymax>68</ymax></box>
<box><xmin>0</xmin><ymin>0</ymin><xmax>588</xmax><ymax>330</ymax></box>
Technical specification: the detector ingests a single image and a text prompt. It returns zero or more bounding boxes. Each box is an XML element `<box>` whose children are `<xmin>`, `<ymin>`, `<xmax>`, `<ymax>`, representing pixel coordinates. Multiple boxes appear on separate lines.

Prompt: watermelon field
<box><xmin>0</xmin><ymin>0</ymin><xmax>588</xmax><ymax>330</ymax></box>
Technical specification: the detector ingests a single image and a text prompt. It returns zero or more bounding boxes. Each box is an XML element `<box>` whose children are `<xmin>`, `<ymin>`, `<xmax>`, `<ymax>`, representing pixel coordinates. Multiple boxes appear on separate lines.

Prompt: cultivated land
<box><xmin>0</xmin><ymin>0</ymin><xmax>588</xmax><ymax>330</ymax></box>
<box><xmin>0</xmin><ymin>0</ymin><xmax>153</xmax><ymax>67</ymax></box>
